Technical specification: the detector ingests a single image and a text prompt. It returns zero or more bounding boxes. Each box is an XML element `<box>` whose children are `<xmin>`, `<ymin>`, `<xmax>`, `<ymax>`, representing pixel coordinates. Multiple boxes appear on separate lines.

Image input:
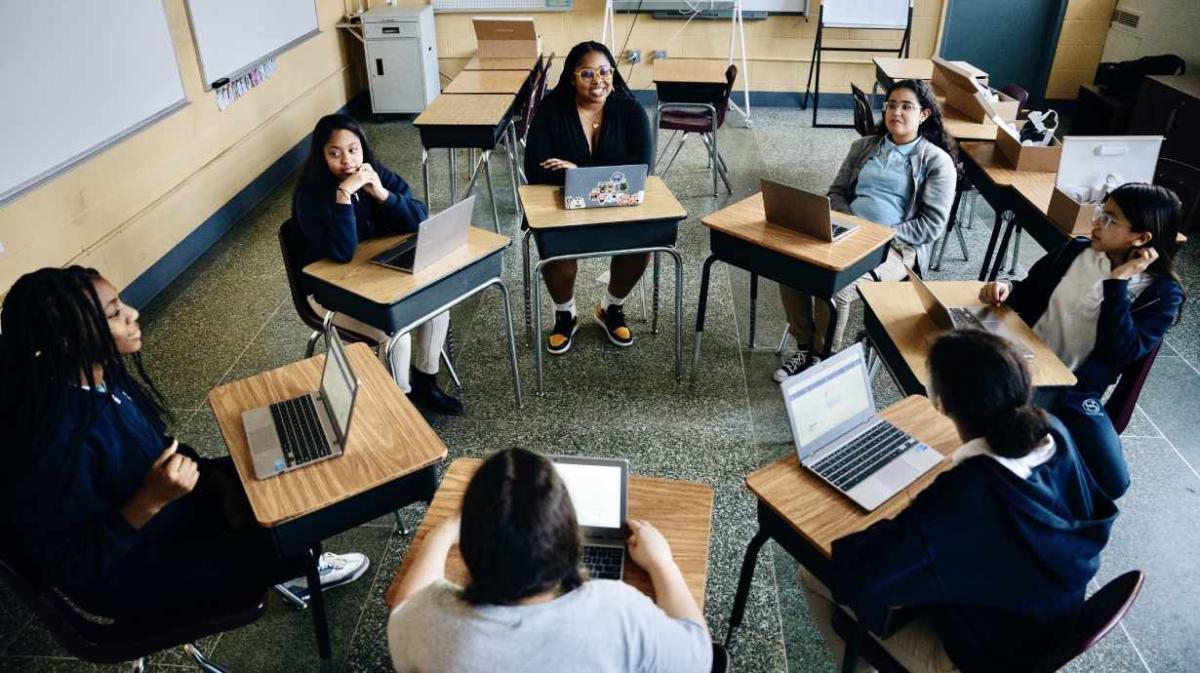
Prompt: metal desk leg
<box><xmin>725</xmin><ymin>527</ymin><xmax>770</xmax><ymax>647</ymax></box>
<box><xmin>493</xmin><ymin>278</ymin><xmax>524</xmax><ymax>407</ymax></box>
<box><xmin>506</xmin><ymin>121</ymin><xmax>521</xmax><ymax>221</ymax></box>
<box><xmin>483</xmin><ymin>154</ymin><xmax>501</xmax><ymax>233</ymax></box>
<box><xmin>978</xmin><ymin>209</ymin><xmax>1009</xmax><ymax>281</ymax></box>
<box><xmin>987</xmin><ymin>216</ymin><xmax>1018</xmax><ymax>282</ymax></box>
<box><xmin>748</xmin><ymin>272</ymin><xmax>759</xmax><ymax>349</ymax></box>
<box><xmin>421</xmin><ymin>148</ymin><xmax>431</xmax><ymax>210</ymax></box>
<box><xmin>652</xmin><ymin>252</ymin><xmax>661</xmax><ymax>335</ymax></box>
<box><xmin>449</xmin><ymin>149</ymin><xmax>458</xmax><ymax>202</ymax></box>
<box><xmin>1008</xmin><ymin>228</ymin><xmax>1022</xmax><ymax>274</ymax></box>
<box><xmin>818</xmin><ymin>295</ymin><xmax>838</xmax><ymax>357</ymax></box>
<box><xmin>671</xmin><ymin>248</ymin><xmax>684</xmax><ymax>380</ymax></box>
<box><xmin>523</xmin><ymin>230</ymin><xmax>533</xmax><ymax>343</ymax></box>
<box><xmin>382</xmin><ymin>330</ymin><xmax>407</xmax><ymax>388</ymax></box>
<box><xmin>533</xmin><ymin>259</ymin><xmax>546</xmax><ymax>393</ymax></box>
<box><xmin>305</xmin><ymin>544</ymin><xmax>333</xmax><ymax>665</ymax></box>
<box><xmin>691</xmin><ymin>254</ymin><xmax>719</xmax><ymax>383</ymax></box>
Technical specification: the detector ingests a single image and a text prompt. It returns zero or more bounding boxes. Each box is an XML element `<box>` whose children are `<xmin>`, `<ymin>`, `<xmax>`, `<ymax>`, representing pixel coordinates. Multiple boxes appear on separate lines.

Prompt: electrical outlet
<box><xmin>626</xmin><ymin>49</ymin><xmax>642</xmax><ymax>65</ymax></box>
<box><xmin>654</xmin><ymin>50</ymin><xmax>668</xmax><ymax>61</ymax></box>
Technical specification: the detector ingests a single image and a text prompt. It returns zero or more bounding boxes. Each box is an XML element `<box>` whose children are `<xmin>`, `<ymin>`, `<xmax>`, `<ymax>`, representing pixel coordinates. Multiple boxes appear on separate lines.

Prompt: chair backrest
<box><xmin>278</xmin><ymin>218</ymin><xmax>326</xmax><ymax>333</ymax></box>
<box><xmin>1030</xmin><ymin>571</ymin><xmax>1146</xmax><ymax>672</ymax></box>
<box><xmin>1000</xmin><ymin>83</ymin><xmax>1030</xmax><ymax>111</ymax></box>
<box><xmin>520</xmin><ymin>52</ymin><xmax>555</xmax><ymax>140</ymax></box>
<box><xmin>1155</xmin><ymin>157</ymin><xmax>1200</xmax><ymax>235</ymax></box>
<box><xmin>1104</xmin><ymin>344</ymin><xmax>1162</xmax><ymax>433</ymax></box>
<box><xmin>850</xmin><ymin>83</ymin><xmax>877</xmax><ymax>137</ymax></box>
<box><xmin>714</xmin><ymin>64</ymin><xmax>738</xmax><ymax>128</ymax></box>
<box><xmin>0</xmin><ymin>553</ymin><xmax>114</xmax><ymax>661</ymax></box>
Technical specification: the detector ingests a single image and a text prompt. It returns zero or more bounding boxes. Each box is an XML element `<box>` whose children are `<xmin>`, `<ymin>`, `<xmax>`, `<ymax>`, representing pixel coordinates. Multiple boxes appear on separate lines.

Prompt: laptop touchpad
<box><xmin>874</xmin><ymin>460</ymin><xmax>920</xmax><ymax>491</ymax></box>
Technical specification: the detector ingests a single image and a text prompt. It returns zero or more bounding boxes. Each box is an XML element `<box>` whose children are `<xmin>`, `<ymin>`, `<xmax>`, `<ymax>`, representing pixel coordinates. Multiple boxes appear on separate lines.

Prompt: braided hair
<box><xmin>1</xmin><ymin>267</ymin><xmax>170</xmax><ymax>468</ymax></box>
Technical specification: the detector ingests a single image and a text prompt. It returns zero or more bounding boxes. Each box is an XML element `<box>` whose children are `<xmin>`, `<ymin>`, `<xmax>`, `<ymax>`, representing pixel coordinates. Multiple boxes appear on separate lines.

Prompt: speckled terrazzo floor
<box><xmin>1</xmin><ymin>104</ymin><xmax>1197</xmax><ymax>673</ymax></box>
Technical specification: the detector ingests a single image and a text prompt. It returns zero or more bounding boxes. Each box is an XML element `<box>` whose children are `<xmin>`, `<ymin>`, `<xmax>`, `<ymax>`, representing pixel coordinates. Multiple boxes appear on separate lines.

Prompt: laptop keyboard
<box><xmin>832</xmin><ymin>223</ymin><xmax>851</xmax><ymax>238</ymax></box>
<box><xmin>376</xmin><ymin>239</ymin><xmax>416</xmax><ymax>268</ymax></box>
<box><xmin>269</xmin><ymin>396</ymin><xmax>332</xmax><ymax>468</ymax></box>
<box><xmin>810</xmin><ymin>421</ymin><xmax>918</xmax><ymax>492</ymax></box>
<box><xmin>581</xmin><ymin>545</ymin><xmax>625</xmax><ymax>580</ymax></box>
<box><xmin>948</xmin><ymin>307</ymin><xmax>986</xmax><ymax>331</ymax></box>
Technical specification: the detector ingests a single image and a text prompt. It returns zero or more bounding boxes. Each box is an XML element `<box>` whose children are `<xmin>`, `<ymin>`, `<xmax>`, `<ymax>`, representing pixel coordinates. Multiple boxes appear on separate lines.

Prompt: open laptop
<box><xmin>242</xmin><ymin>327</ymin><xmax>360</xmax><ymax>480</ymax></box>
<box><xmin>781</xmin><ymin>343</ymin><xmax>943</xmax><ymax>511</ymax></box>
<box><xmin>551</xmin><ymin>455</ymin><xmax>630</xmax><ymax>580</ymax></box>
<box><xmin>370</xmin><ymin>195</ymin><xmax>475</xmax><ymax>273</ymax></box>
<box><xmin>906</xmin><ymin>269</ymin><xmax>1035</xmax><ymax>360</ymax></box>
<box><xmin>761</xmin><ymin>178</ymin><xmax>858</xmax><ymax>243</ymax></box>
<box><xmin>563</xmin><ymin>165</ymin><xmax>648</xmax><ymax>210</ymax></box>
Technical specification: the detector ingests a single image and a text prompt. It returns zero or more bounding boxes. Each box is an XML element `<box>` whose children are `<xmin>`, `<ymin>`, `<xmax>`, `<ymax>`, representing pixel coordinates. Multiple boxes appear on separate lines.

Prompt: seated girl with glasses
<box><xmin>774</xmin><ymin>79</ymin><xmax>958</xmax><ymax>383</ymax></box>
<box><xmin>978</xmin><ymin>183</ymin><xmax>1185</xmax><ymax>499</ymax></box>
<box><xmin>524</xmin><ymin>41</ymin><xmax>654</xmax><ymax>355</ymax></box>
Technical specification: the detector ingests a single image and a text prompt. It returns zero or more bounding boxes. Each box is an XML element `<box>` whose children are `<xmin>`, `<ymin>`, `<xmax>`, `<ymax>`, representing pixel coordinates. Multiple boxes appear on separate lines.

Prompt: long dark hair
<box><xmin>883</xmin><ymin>79</ymin><xmax>959</xmax><ymax>167</ymax></box>
<box><xmin>459</xmin><ymin>448</ymin><xmax>584</xmax><ymax>606</ymax></box>
<box><xmin>550</xmin><ymin>41</ymin><xmax>634</xmax><ymax>103</ymax></box>
<box><xmin>1</xmin><ymin>267</ymin><xmax>171</xmax><ymax>467</ymax></box>
<box><xmin>294</xmin><ymin>114</ymin><xmax>380</xmax><ymax>196</ymax></box>
<box><xmin>1106</xmin><ymin>182</ymin><xmax>1184</xmax><ymax>305</ymax></box>
<box><xmin>928</xmin><ymin>330</ymin><xmax>1050</xmax><ymax>459</ymax></box>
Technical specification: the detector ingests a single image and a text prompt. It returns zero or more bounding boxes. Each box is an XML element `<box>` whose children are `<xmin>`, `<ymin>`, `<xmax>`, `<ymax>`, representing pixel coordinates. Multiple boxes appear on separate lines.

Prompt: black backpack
<box><xmin>1095</xmin><ymin>54</ymin><xmax>1186</xmax><ymax>101</ymax></box>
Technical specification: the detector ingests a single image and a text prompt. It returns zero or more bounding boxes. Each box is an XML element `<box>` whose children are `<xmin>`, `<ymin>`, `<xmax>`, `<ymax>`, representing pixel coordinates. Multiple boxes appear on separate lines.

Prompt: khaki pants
<box><xmin>309</xmin><ymin>296</ymin><xmax>448</xmax><ymax>394</ymax></box>
<box><xmin>778</xmin><ymin>245</ymin><xmax>916</xmax><ymax>353</ymax></box>
<box><xmin>800</xmin><ymin>569</ymin><xmax>958</xmax><ymax>673</ymax></box>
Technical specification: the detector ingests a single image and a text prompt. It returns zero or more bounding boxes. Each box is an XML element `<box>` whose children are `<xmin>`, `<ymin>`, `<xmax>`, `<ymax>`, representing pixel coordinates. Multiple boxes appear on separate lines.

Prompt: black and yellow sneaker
<box><xmin>546</xmin><ymin>310</ymin><xmax>579</xmax><ymax>355</ymax></box>
<box><xmin>595</xmin><ymin>303</ymin><xmax>634</xmax><ymax>347</ymax></box>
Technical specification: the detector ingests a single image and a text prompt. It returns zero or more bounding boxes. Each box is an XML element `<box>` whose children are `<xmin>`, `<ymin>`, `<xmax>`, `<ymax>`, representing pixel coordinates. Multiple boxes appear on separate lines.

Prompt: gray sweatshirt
<box><xmin>827</xmin><ymin>134</ymin><xmax>957</xmax><ymax>268</ymax></box>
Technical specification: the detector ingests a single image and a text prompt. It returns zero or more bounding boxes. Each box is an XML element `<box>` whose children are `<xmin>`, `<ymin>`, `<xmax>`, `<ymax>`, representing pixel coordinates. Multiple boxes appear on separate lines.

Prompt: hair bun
<box><xmin>986</xmin><ymin>404</ymin><xmax>1050</xmax><ymax>459</ymax></box>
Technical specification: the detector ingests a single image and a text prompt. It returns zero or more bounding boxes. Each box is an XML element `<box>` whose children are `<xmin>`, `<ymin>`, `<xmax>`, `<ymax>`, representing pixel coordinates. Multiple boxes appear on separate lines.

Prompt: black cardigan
<box><xmin>523</xmin><ymin>92</ymin><xmax>652</xmax><ymax>186</ymax></box>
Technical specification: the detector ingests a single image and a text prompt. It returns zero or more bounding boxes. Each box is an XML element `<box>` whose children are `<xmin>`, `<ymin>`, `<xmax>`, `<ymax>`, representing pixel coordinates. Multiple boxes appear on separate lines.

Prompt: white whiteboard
<box><xmin>185</xmin><ymin>0</ymin><xmax>319</xmax><ymax>86</ymax></box>
<box><xmin>0</xmin><ymin>0</ymin><xmax>186</xmax><ymax>206</ymax></box>
<box><xmin>821</xmin><ymin>0</ymin><xmax>909</xmax><ymax>29</ymax></box>
<box><xmin>433</xmin><ymin>0</ymin><xmax>572</xmax><ymax>11</ymax></box>
<box><xmin>742</xmin><ymin>0</ymin><xmax>808</xmax><ymax>12</ymax></box>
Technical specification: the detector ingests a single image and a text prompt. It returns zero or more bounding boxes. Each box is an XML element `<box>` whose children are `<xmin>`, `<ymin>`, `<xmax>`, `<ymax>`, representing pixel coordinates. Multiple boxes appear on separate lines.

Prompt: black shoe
<box><xmin>594</xmin><ymin>303</ymin><xmax>634</xmax><ymax>347</ymax></box>
<box><xmin>773</xmin><ymin>347</ymin><xmax>821</xmax><ymax>383</ymax></box>
<box><xmin>408</xmin><ymin>370</ymin><xmax>463</xmax><ymax>415</ymax></box>
<box><xmin>547</xmin><ymin>310</ymin><xmax>579</xmax><ymax>355</ymax></box>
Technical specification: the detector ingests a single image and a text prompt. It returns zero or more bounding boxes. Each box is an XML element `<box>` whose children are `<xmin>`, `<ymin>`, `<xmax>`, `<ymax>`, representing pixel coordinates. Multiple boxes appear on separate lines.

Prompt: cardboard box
<box><xmin>944</xmin><ymin>84</ymin><xmax>1019</xmax><ymax>123</ymax></box>
<box><xmin>995</xmin><ymin>121</ymin><xmax>1062</xmax><ymax>172</ymax></box>
<box><xmin>473</xmin><ymin>17</ymin><xmax>540</xmax><ymax>59</ymax></box>
<box><xmin>1048</xmin><ymin>135</ymin><xmax>1165</xmax><ymax>235</ymax></box>
<box><xmin>931</xmin><ymin>58</ymin><xmax>987</xmax><ymax>94</ymax></box>
<box><xmin>1048</xmin><ymin>187</ymin><xmax>1097</xmax><ymax>237</ymax></box>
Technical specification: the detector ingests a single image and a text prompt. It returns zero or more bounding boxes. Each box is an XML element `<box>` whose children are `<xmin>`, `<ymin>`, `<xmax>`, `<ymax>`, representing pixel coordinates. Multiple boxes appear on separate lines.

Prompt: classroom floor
<box><xmin>2</xmin><ymin>105</ymin><xmax>1197</xmax><ymax>673</ymax></box>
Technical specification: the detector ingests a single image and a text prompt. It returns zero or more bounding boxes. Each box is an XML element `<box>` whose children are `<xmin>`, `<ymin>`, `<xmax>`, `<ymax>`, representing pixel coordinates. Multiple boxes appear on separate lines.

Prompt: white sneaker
<box><xmin>279</xmin><ymin>552</ymin><xmax>370</xmax><ymax>599</ymax></box>
<box><xmin>773</xmin><ymin>348</ymin><xmax>821</xmax><ymax>383</ymax></box>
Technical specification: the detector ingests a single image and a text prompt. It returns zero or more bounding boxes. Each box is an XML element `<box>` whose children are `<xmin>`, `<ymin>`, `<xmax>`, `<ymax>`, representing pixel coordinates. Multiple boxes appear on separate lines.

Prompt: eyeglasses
<box><xmin>574</xmin><ymin>65</ymin><xmax>615</xmax><ymax>81</ymax></box>
<box><xmin>1092</xmin><ymin>207</ymin><xmax>1125</xmax><ymax>230</ymax></box>
<box><xmin>882</xmin><ymin>101</ymin><xmax>921</xmax><ymax>114</ymax></box>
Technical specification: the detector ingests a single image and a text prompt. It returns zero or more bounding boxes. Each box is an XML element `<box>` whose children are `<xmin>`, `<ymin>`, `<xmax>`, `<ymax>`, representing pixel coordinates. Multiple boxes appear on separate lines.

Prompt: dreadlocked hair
<box><xmin>1</xmin><ymin>266</ymin><xmax>171</xmax><ymax>469</ymax></box>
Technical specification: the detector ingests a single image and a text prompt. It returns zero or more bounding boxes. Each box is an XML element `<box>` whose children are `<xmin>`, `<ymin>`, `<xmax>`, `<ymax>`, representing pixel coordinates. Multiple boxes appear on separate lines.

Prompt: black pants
<box><xmin>72</xmin><ymin>451</ymin><xmax>305</xmax><ymax>620</ymax></box>
<box><xmin>1055</xmin><ymin>393</ymin><xmax>1130</xmax><ymax>500</ymax></box>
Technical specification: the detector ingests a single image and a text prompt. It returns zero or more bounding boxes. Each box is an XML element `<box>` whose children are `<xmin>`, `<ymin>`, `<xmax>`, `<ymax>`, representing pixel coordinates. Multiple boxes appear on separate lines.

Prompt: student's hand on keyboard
<box><xmin>979</xmin><ymin>281</ymin><xmax>1010</xmax><ymax>306</ymax></box>
<box><xmin>627</xmin><ymin>519</ymin><xmax>673</xmax><ymax>574</ymax></box>
<box><xmin>121</xmin><ymin>440</ymin><xmax>198</xmax><ymax>529</ymax></box>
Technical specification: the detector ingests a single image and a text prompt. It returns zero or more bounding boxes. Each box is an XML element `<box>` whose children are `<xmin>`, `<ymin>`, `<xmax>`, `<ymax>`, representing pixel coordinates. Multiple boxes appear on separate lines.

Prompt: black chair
<box><xmin>0</xmin><ymin>553</ymin><xmax>266</xmax><ymax>672</ymax></box>
<box><xmin>655</xmin><ymin>64</ymin><xmax>738</xmax><ymax>195</ymax></box>
<box><xmin>851</xmin><ymin>83</ymin><xmax>878</xmax><ymax>137</ymax></box>
<box><xmin>1156</xmin><ymin>157</ymin><xmax>1200</xmax><ymax>236</ymax></box>
<box><xmin>1104</xmin><ymin>344</ymin><xmax>1163</xmax><ymax>434</ymax></box>
<box><xmin>833</xmin><ymin>570</ymin><xmax>1146</xmax><ymax>673</ymax></box>
<box><xmin>1000</xmin><ymin>83</ymin><xmax>1030</xmax><ymax>112</ymax></box>
<box><xmin>711</xmin><ymin>641</ymin><xmax>730</xmax><ymax>672</ymax></box>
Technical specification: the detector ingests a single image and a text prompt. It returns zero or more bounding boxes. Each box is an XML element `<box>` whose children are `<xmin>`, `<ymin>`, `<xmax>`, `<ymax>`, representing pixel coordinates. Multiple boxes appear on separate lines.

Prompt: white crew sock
<box><xmin>603</xmin><ymin>292</ymin><xmax>626</xmax><ymax>310</ymax></box>
<box><xmin>554</xmin><ymin>298</ymin><xmax>576</xmax><ymax>317</ymax></box>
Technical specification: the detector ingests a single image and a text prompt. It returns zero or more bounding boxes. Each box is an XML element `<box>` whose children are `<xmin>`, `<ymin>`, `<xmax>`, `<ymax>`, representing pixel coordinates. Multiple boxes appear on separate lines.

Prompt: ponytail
<box><xmin>984</xmin><ymin>404</ymin><xmax>1051</xmax><ymax>460</ymax></box>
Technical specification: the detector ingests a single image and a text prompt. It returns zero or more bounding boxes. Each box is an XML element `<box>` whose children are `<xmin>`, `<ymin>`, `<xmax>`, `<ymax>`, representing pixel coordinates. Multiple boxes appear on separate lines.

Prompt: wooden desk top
<box><xmin>463</xmin><ymin>54</ymin><xmax>540</xmax><ymax>71</ymax></box>
<box><xmin>874</xmin><ymin>58</ymin><xmax>987</xmax><ymax>82</ymax></box>
<box><xmin>960</xmin><ymin>141</ymin><xmax>1033</xmax><ymax>187</ymax></box>
<box><xmin>653</xmin><ymin>60</ymin><xmax>731</xmax><ymax>85</ymax></box>
<box><xmin>701</xmin><ymin>192</ymin><xmax>896</xmax><ymax>271</ymax></box>
<box><xmin>519</xmin><ymin>176</ymin><xmax>687</xmax><ymax>229</ymax></box>
<box><xmin>1147</xmin><ymin>74</ymin><xmax>1200</xmax><ymax>99</ymax></box>
<box><xmin>935</xmin><ymin>90</ymin><xmax>999</xmax><ymax>141</ymax></box>
<box><xmin>747</xmin><ymin>396</ymin><xmax>961</xmax><ymax>557</ymax></box>
<box><xmin>207</xmin><ymin>343</ymin><xmax>448</xmax><ymax>526</ymax></box>
<box><xmin>858</xmin><ymin>280</ymin><xmax>1077</xmax><ymax>389</ymax></box>
<box><xmin>444</xmin><ymin>70</ymin><xmax>529</xmax><ymax>95</ymax></box>
<box><xmin>414</xmin><ymin>93</ymin><xmax>514</xmax><ymax>126</ymax></box>
<box><xmin>386</xmin><ymin>458</ymin><xmax>714</xmax><ymax>609</ymax></box>
<box><xmin>303</xmin><ymin>227</ymin><xmax>509</xmax><ymax>306</ymax></box>
<box><xmin>1010</xmin><ymin>174</ymin><xmax>1188</xmax><ymax>244</ymax></box>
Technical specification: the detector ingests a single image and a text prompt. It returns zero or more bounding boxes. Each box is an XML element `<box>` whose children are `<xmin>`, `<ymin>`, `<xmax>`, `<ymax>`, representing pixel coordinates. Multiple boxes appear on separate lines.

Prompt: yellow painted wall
<box><xmin>0</xmin><ymin>0</ymin><xmax>363</xmax><ymax>294</ymax></box>
<box><xmin>429</xmin><ymin>0</ymin><xmax>946</xmax><ymax>93</ymax></box>
<box><xmin>1045</xmin><ymin>0</ymin><xmax>1115</xmax><ymax>99</ymax></box>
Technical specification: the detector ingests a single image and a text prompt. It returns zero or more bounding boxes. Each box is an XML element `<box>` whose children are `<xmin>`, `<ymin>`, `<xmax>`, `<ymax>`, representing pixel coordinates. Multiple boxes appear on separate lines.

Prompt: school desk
<box><xmin>207</xmin><ymin>342</ymin><xmax>447</xmax><ymax>666</ymax></box>
<box><xmin>303</xmin><ymin>226</ymin><xmax>523</xmax><ymax>406</ymax></box>
<box><xmin>443</xmin><ymin>69</ymin><xmax>531</xmax><ymax>95</ymax></box>
<box><xmin>386</xmin><ymin>457</ymin><xmax>714</xmax><ymax>610</ymax></box>
<box><xmin>463</xmin><ymin>54</ymin><xmax>541</xmax><ymax>72</ymax></box>
<box><xmin>518</xmin><ymin>177</ymin><xmax>688</xmax><ymax>392</ymax></box>
<box><xmin>872</xmin><ymin>57</ymin><xmax>987</xmax><ymax>92</ymax></box>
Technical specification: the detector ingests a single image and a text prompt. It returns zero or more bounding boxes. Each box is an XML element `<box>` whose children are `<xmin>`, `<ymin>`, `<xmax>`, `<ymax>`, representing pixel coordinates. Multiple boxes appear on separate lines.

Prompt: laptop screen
<box><xmin>781</xmin><ymin>345</ymin><xmax>874</xmax><ymax>457</ymax></box>
<box><xmin>321</xmin><ymin>332</ymin><xmax>358</xmax><ymax>443</ymax></box>
<box><xmin>552</xmin><ymin>459</ymin><xmax>626</xmax><ymax>534</ymax></box>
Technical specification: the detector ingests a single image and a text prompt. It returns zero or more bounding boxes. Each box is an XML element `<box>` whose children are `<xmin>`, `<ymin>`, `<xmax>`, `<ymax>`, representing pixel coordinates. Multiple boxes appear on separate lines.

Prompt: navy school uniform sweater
<box><xmin>523</xmin><ymin>92</ymin><xmax>653</xmax><ymax>186</ymax></box>
<box><xmin>828</xmin><ymin>417</ymin><xmax>1117</xmax><ymax>673</ymax></box>
<box><xmin>292</xmin><ymin>163</ymin><xmax>428</xmax><ymax>265</ymax></box>
<box><xmin>1007</xmin><ymin>237</ymin><xmax>1183</xmax><ymax>395</ymax></box>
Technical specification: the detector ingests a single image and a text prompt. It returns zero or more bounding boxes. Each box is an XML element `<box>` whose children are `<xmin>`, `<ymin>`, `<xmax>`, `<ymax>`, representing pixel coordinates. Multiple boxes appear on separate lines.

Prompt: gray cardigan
<box><xmin>827</xmin><ymin>135</ymin><xmax>957</xmax><ymax>268</ymax></box>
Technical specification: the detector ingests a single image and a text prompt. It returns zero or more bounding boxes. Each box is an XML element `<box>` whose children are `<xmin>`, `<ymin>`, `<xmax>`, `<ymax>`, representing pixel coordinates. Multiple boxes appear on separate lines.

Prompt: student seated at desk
<box><xmin>0</xmin><ymin>267</ymin><xmax>367</xmax><ymax>619</ymax></box>
<box><xmin>774</xmin><ymin>79</ymin><xmax>957</xmax><ymax>382</ymax></box>
<box><xmin>524</xmin><ymin>41</ymin><xmax>654</xmax><ymax>354</ymax></box>
<box><xmin>803</xmin><ymin>330</ymin><xmax>1116</xmax><ymax>673</ymax></box>
<box><xmin>979</xmin><ymin>183</ymin><xmax>1184</xmax><ymax>498</ymax></box>
<box><xmin>386</xmin><ymin>448</ymin><xmax>711</xmax><ymax>673</ymax></box>
<box><xmin>293</xmin><ymin>113</ymin><xmax>461</xmax><ymax>415</ymax></box>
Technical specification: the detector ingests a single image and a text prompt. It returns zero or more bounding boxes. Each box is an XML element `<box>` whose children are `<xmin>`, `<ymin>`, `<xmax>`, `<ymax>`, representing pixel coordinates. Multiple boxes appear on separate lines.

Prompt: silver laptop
<box><xmin>551</xmin><ymin>455</ymin><xmax>630</xmax><ymax>581</ymax></box>
<box><xmin>563</xmin><ymin>164</ymin><xmax>648</xmax><ymax>210</ymax></box>
<box><xmin>761</xmin><ymin>178</ymin><xmax>858</xmax><ymax>243</ymax></box>
<box><xmin>781</xmin><ymin>343</ymin><xmax>943</xmax><ymax>511</ymax></box>
<box><xmin>370</xmin><ymin>195</ymin><xmax>475</xmax><ymax>273</ymax></box>
<box><xmin>242</xmin><ymin>328</ymin><xmax>360</xmax><ymax>480</ymax></box>
<box><xmin>906</xmin><ymin>269</ymin><xmax>1035</xmax><ymax>360</ymax></box>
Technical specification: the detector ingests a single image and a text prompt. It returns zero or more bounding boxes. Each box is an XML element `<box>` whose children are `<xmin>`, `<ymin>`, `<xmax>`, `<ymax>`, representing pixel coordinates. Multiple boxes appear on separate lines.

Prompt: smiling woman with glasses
<box><xmin>523</xmin><ymin>41</ymin><xmax>655</xmax><ymax>356</ymax></box>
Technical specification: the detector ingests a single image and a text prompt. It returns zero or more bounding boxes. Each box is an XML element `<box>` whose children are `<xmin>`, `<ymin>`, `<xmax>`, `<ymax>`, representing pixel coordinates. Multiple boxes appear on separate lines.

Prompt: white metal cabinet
<box><xmin>362</xmin><ymin>5</ymin><xmax>439</xmax><ymax>114</ymax></box>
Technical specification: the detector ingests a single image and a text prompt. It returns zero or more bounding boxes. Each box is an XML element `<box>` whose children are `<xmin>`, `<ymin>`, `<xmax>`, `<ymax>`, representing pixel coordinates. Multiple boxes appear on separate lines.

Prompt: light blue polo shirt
<box><xmin>850</xmin><ymin>136</ymin><xmax>919</xmax><ymax>227</ymax></box>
